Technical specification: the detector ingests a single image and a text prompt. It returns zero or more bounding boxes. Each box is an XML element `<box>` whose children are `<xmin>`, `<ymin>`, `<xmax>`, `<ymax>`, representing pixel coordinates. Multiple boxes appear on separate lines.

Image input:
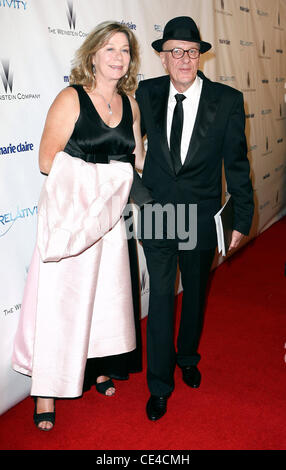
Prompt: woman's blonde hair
<box><xmin>69</xmin><ymin>21</ymin><xmax>140</xmax><ymax>94</ymax></box>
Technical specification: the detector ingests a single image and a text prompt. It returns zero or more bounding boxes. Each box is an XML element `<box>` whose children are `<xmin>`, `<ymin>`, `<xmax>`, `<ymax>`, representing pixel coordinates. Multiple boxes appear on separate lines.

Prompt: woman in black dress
<box><xmin>14</xmin><ymin>21</ymin><xmax>145</xmax><ymax>430</ymax></box>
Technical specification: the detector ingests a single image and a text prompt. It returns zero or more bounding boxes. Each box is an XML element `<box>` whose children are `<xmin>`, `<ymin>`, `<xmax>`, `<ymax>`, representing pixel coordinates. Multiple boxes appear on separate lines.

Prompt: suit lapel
<box><xmin>150</xmin><ymin>77</ymin><xmax>175</xmax><ymax>173</ymax></box>
<box><xmin>180</xmin><ymin>72</ymin><xmax>219</xmax><ymax>172</ymax></box>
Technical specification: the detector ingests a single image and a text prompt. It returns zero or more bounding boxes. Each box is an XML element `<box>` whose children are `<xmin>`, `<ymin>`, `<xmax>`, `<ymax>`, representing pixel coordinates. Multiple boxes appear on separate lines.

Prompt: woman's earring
<box><xmin>92</xmin><ymin>65</ymin><xmax>96</xmax><ymax>76</ymax></box>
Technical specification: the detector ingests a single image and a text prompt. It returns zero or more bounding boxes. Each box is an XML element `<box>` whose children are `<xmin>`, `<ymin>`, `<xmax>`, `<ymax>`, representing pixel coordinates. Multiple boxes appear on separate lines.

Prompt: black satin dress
<box><xmin>64</xmin><ymin>84</ymin><xmax>142</xmax><ymax>390</ymax></box>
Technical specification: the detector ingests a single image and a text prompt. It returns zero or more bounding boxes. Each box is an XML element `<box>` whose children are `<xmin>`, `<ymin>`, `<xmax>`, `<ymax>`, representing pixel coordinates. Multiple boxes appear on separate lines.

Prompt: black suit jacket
<box><xmin>135</xmin><ymin>70</ymin><xmax>254</xmax><ymax>249</ymax></box>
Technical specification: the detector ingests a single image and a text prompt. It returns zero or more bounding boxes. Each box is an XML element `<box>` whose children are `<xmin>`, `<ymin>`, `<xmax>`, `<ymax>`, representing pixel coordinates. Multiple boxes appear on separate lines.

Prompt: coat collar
<box><xmin>182</xmin><ymin>70</ymin><xmax>219</xmax><ymax>171</ymax></box>
<box><xmin>149</xmin><ymin>76</ymin><xmax>173</xmax><ymax>171</ymax></box>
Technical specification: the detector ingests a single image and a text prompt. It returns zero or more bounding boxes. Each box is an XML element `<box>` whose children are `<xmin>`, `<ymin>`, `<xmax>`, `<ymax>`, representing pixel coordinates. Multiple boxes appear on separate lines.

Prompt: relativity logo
<box><xmin>0</xmin><ymin>205</ymin><xmax>38</xmax><ymax>237</ymax></box>
<box><xmin>0</xmin><ymin>0</ymin><xmax>27</xmax><ymax>9</ymax></box>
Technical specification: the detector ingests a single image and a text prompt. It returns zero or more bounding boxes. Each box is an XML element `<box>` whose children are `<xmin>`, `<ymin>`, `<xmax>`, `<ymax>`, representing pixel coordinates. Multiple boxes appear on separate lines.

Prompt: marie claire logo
<box><xmin>154</xmin><ymin>24</ymin><xmax>163</xmax><ymax>33</ymax></box>
<box><xmin>259</xmin><ymin>200</ymin><xmax>270</xmax><ymax>211</ymax></box>
<box><xmin>0</xmin><ymin>140</ymin><xmax>34</xmax><ymax>156</ymax></box>
<box><xmin>219</xmin><ymin>39</ymin><xmax>230</xmax><ymax>45</ymax></box>
<box><xmin>48</xmin><ymin>1</ymin><xmax>87</xmax><ymax>38</ymax></box>
<box><xmin>120</xmin><ymin>20</ymin><xmax>136</xmax><ymax>30</ymax></box>
<box><xmin>248</xmin><ymin>144</ymin><xmax>257</xmax><ymax>152</ymax></box>
<box><xmin>275</xmin><ymin>164</ymin><xmax>283</xmax><ymax>172</ymax></box>
<box><xmin>0</xmin><ymin>59</ymin><xmax>40</xmax><ymax>100</ymax></box>
<box><xmin>154</xmin><ymin>24</ymin><xmax>164</xmax><ymax>40</ymax></box>
<box><xmin>0</xmin><ymin>0</ymin><xmax>27</xmax><ymax>9</ymax></box>
<box><xmin>240</xmin><ymin>6</ymin><xmax>250</xmax><ymax>13</ymax></box>
<box><xmin>0</xmin><ymin>205</ymin><xmax>38</xmax><ymax>237</ymax></box>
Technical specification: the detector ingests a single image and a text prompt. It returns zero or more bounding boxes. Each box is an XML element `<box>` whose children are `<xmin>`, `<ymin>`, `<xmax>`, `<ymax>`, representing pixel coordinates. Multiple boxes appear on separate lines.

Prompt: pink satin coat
<box><xmin>12</xmin><ymin>151</ymin><xmax>136</xmax><ymax>398</ymax></box>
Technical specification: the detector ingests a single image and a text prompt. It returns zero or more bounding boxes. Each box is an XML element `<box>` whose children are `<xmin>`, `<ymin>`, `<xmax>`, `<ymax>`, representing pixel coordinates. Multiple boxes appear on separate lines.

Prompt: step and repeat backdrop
<box><xmin>0</xmin><ymin>0</ymin><xmax>285</xmax><ymax>414</ymax></box>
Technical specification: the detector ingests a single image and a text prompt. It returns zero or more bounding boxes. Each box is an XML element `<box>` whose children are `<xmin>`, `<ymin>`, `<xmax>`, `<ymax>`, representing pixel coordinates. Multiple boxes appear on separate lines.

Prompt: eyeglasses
<box><xmin>162</xmin><ymin>47</ymin><xmax>200</xmax><ymax>59</ymax></box>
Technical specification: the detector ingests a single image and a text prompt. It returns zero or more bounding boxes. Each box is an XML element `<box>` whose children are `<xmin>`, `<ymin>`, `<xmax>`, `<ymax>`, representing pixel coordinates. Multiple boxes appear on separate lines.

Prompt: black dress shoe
<box><xmin>182</xmin><ymin>366</ymin><xmax>201</xmax><ymax>388</ymax></box>
<box><xmin>146</xmin><ymin>395</ymin><xmax>169</xmax><ymax>421</ymax></box>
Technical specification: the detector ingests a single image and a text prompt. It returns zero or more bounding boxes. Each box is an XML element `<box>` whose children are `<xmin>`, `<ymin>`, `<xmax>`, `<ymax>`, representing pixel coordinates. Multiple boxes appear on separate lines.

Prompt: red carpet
<box><xmin>0</xmin><ymin>217</ymin><xmax>285</xmax><ymax>450</ymax></box>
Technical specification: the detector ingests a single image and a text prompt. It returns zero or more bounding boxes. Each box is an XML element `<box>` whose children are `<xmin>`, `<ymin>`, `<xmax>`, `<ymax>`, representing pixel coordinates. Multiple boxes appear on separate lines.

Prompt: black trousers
<box><xmin>142</xmin><ymin>238</ymin><xmax>215</xmax><ymax>397</ymax></box>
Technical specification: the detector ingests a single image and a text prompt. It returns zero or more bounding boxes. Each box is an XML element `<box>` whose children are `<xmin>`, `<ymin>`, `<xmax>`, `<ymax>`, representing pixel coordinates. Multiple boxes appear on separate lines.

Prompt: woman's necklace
<box><xmin>95</xmin><ymin>90</ymin><xmax>116</xmax><ymax>115</ymax></box>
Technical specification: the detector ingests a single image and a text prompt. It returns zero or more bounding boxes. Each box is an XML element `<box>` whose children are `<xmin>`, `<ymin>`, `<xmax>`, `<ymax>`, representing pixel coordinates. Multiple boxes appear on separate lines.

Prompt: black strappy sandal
<box><xmin>95</xmin><ymin>378</ymin><xmax>115</xmax><ymax>396</ymax></box>
<box><xmin>33</xmin><ymin>397</ymin><xmax>55</xmax><ymax>431</ymax></box>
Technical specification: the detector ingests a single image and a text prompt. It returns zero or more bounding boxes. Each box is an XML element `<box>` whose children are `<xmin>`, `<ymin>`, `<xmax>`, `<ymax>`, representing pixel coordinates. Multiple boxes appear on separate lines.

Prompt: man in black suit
<box><xmin>135</xmin><ymin>16</ymin><xmax>254</xmax><ymax>420</ymax></box>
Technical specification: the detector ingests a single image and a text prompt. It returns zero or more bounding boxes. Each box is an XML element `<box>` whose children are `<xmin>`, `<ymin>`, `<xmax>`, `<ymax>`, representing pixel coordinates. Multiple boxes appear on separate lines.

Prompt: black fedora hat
<box><xmin>152</xmin><ymin>16</ymin><xmax>212</xmax><ymax>54</ymax></box>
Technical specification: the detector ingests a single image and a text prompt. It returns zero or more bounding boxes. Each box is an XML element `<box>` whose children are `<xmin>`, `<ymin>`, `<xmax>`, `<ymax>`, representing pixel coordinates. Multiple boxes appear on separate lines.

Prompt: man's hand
<box><xmin>229</xmin><ymin>230</ymin><xmax>244</xmax><ymax>251</ymax></box>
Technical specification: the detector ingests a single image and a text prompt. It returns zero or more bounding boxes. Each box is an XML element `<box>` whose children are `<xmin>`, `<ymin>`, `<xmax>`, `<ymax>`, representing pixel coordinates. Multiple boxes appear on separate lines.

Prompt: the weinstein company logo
<box><xmin>0</xmin><ymin>59</ymin><xmax>13</xmax><ymax>93</ymax></box>
<box><xmin>276</xmin><ymin>102</ymin><xmax>286</xmax><ymax>121</ymax></box>
<box><xmin>66</xmin><ymin>0</ymin><xmax>76</xmax><ymax>30</ymax></box>
<box><xmin>215</xmin><ymin>0</ymin><xmax>232</xmax><ymax>16</ymax></box>
<box><xmin>48</xmin><ymin>1</ymin><xmax>87</xmax><ymax>38</ymax></box>
<box><xmin>262</xmin><ymin>136</ymin><xmax>272</xmax><ymax>156</ymax></box>
<box><xmin>274</xmin><ymin>11</ymin><xmax>283</xmax><ymax>30</ymax></box>
<box><xmin>242</xmin><ymin>71</ymin><xmax>255</xmax><ymax>92</ymax></box>
<box><xmin>0</xmin><ymin>59</ymin><xmax>40</xmax><ymax>101</ymax></box>
<box><xmin>259</xmin><ymin>39</ymin><xmax>270</xmax><ymax>59</ymax></box>
<box><xmin>272</xmin><ymin>190</ymin><xmax>280</xmax><ymax>209</ymax></box>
